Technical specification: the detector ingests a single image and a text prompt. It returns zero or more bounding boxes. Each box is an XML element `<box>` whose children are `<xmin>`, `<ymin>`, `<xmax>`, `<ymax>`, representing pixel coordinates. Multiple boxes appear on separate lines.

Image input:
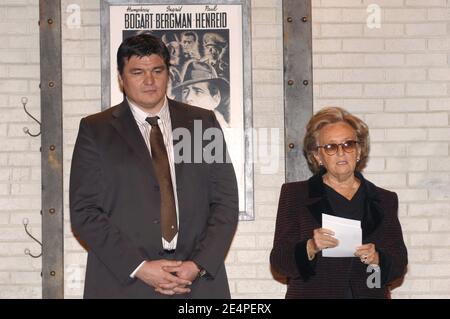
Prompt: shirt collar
<box><xmin>127</xmin><ymin>96</ymin><xmax>169</xmax><ymax>126</ymax></box>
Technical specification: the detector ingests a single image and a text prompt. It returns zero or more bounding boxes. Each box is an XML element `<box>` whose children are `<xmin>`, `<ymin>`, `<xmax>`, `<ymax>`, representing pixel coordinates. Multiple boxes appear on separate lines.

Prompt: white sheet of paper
<box><xmin>321</xmin><ymin>213</ymin><xmax>362</xmax><ymax>257</ymax></box>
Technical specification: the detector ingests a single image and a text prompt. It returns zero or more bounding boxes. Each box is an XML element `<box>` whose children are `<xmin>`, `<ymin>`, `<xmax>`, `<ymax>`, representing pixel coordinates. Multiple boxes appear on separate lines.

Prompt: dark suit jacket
<box><xmin>69</xmin><ymin>99</ymin><xmax>239</xmax><ymax>299</ymax></box>
<box><xmin>270</xmin><ymin>171</ymin><xmax>408</xmax><ymax>299</ymax></box>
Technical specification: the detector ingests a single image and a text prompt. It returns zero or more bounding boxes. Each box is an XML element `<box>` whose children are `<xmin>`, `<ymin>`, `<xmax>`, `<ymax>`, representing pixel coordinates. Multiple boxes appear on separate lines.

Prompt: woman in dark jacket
<box><xmin>270</xmin><ymin>107</ymin><xmax>408</xmax><ymax>298</ymax></box>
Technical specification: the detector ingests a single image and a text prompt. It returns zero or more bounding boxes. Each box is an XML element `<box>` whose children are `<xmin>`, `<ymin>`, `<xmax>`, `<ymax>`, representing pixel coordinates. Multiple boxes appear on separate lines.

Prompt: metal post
<box><xmin>39</xmin><ymin>0</ymin><xmax>64</xmax><ymax>298</ymax></box>
<box><xmin>283</xmin><ymin>0</ymin><xmax>314</xmax><ymax>182</ymax></box>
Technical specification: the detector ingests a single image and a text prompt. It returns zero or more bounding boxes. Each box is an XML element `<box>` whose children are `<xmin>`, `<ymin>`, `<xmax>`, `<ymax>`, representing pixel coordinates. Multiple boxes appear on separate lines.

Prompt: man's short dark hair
<box><xmin>117</xmin><ymin>33</ymin><xmax>171</xmax><ymax>75</ymax></box>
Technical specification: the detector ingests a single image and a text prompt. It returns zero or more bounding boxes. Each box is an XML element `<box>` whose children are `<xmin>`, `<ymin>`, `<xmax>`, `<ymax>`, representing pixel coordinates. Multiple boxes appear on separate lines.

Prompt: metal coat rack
<box><xmin>21</xmin><ymin>96</ymin><xmax>43</xmax><ymax>259</ymax></box>
<box><xmin>22</xmin><ymin>97</ymin><xmax>42</xmax><ymax>137</ymax></box>
<box><xmin>23</xmin><ymin>218</ymin><xmax>43</xmax><ymax>258</ymax></box>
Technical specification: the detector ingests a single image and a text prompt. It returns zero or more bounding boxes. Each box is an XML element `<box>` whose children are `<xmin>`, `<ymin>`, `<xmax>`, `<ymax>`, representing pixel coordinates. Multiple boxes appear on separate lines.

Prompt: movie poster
<box><xmin>107</xmin><ymin>4</ymin><xmax>248</xmax><ymax>215</ymax></box>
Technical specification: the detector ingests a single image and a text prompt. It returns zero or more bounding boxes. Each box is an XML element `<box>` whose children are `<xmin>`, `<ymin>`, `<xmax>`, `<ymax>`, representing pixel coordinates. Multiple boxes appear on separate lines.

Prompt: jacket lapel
<box><xmin>168</xmin><ymin>99</ymin><xmax>194</xmax><ymax>133</ymax></box>
<box><xmin>305</xmin><ymin>172</ymin><xmax>331</xmax><ymax>226</ymax></box>
<box><xmin>110</xmin><ymin>100</ymin><xmax>156</xmax><ymax>180</ymax></box>
<box><xmin>168</xmin><ymin>99</ymin><xmax>205</xmax><ymax>181</ymax></box>
<box><xmin>356</xmin><ymin>171</ymin><xmax>384</xmax><ymax>239</ymax></box>
<box><xmin>168</xmin><ymin>99</ymin><xmax>191</xmax><ymax>189</ymax></box>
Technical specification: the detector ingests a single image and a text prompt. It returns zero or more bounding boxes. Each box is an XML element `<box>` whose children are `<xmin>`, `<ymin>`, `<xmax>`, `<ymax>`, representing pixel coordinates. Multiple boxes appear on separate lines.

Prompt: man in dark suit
<box><xmin>69</xmin><ymin>34</ymin><xmax>239</xmax><ymax>298</ymax></box>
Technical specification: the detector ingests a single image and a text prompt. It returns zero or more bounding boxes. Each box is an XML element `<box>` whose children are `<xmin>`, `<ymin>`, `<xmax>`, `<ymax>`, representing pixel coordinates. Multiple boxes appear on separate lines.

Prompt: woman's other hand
<box><xmin>307</xmin><ymin>228</ymin><xmax>339</xmax><ymax>259</ymax></box>
<box><xmin>355</xmin><ymin>243</ymin><xmax>379</xmax><ymax>265</ymax></box>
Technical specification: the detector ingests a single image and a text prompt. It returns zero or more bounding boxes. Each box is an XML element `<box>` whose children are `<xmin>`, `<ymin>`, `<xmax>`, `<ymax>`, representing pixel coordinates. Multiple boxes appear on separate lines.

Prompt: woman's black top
<box><xmin>324</xmin><ymin>182</ymin><xmax>365</xmax><ymax>299</ymax></box>
<box><xmin>324</xmin><ymin>182</ymin><xmax>365</xmax><ymax>221</ymax></box>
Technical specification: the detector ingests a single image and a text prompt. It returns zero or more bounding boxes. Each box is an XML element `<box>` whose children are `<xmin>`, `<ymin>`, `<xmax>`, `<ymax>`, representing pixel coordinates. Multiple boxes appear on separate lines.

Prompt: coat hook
<box><xmin>21</xmin><ymin>97</ymin><xmax>41</xmax><ymax>137</ymax></box>
<box><xmin>23</xmin><ymin>218</ymin><xmax>42</xmax><ymax>258</ymax></box>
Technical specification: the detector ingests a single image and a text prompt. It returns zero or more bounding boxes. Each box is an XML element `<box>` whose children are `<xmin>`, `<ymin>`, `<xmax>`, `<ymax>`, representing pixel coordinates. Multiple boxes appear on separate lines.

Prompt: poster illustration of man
<box><xmin>108</xmin><ymin>4</ymin><xmax>249</xmax><ymax>216</ymax></box>
<box><xmin>124</xmin><ymin>29</ymin><xmax>230</xmax><ymax>128</ymax></box>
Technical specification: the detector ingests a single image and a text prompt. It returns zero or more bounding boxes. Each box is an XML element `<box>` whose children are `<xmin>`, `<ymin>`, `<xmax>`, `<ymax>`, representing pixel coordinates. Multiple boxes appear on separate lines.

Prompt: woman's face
<box><xmin>313</xmin><ymin>121</ymin><xmax>361</xmax><ymax>181</ymax></box>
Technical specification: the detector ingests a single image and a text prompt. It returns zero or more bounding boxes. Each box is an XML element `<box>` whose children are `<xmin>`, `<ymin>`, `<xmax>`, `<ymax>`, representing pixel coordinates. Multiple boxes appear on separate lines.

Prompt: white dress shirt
<box><xmin>128</xmin><ymin>97</ymin><xmax>180</xmax><ymax>277</ymax></box>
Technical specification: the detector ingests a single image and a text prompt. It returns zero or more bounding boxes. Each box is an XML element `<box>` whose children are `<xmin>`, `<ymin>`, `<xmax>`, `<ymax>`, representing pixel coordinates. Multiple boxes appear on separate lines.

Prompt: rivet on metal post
<box><xmin>288</xmin><ymin>143</ymin><xmax>295</xmax><ymax>149</ymax></box>
<box><xmin>287</xmin><ymin>17</ymin><xmax>293</xmax><ymax>23</ymax></box>
<box><xmin>288</xmin><ymin>80</ymin><xmax>294</xmax><ymax>86</ymax></box>
<box><xmin>302</xmin><ymin>16</ymin><xmax>308</xmax><ymax>22</ymax></box>
<box><xmin>303</xmin><ymin>80</ymin><xmax>309</xmax><ymax>86</ymax></box>
<box><xmin>50</xmin><ymin>145</ymin><xmax>56</xmax><ymax>151</ymax></box>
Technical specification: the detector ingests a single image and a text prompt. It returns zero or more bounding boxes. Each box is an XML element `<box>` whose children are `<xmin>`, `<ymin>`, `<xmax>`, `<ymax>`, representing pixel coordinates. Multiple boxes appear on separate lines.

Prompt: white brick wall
<box><xmin>1</xmin><ymin>0</ymin><xmax>450</xmax><ymax>299</ymax></box>
<box><xmin>0</xmin><ymin>0</ymin><xmax>41</xmax><ymax>298</ymax></box>
<box><xmin>227</xmin><ymin>0</ymin><xmax>284</xmax><ymax>298</ymax></box>
<box><xmin>313</xmin><ymin>0</ymin><xmax>450</xmax><ymax>299</ymax></box>
<box><xmin>61</xmin><ymin>0</ymin><xmax>100</xmax><ymax>299</ymax></box>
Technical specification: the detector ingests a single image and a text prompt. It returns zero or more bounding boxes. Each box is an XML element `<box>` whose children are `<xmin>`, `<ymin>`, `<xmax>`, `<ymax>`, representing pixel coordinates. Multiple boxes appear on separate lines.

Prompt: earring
<box><xmin>319</xmin><ymin>162</ymin><xmax>323</xmax><ymax>166</ymax></box>
<box><xmin>357</xmin><ymin>158</ymin><xmax>360</xmax><ymax>162</ymax></box>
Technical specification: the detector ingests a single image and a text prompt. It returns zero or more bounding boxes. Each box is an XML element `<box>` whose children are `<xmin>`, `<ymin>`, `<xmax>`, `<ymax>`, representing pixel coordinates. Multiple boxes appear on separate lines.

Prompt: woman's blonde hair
<box><xmin>303</xmin><ymin>107</ymin><xmax>370</xmax><ymax>174</ymax></box>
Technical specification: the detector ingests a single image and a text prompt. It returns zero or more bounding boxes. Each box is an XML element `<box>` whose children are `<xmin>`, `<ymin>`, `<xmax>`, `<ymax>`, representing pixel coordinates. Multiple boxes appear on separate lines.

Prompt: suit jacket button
<box><xmin>153</xmin><ymin>219</ymin><xmax>159</xmax><ymax>224</ymax></box>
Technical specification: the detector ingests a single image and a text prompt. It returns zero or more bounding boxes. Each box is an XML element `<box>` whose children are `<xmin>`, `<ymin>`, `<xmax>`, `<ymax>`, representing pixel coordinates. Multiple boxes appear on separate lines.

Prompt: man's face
<box><xmin>181</xmin><ymin>81</ymin><xmax>220</xmax><ymax>110</ymax></box>
<box><xmin>205</xmin><ymin>45</ymin><xmax>221</xmax><ymax>61</ymax></box>
<box><xmin>181</xmin><ymin>35</ymin><xmax>195</xmax><ymax>51</ymax></box>
<box><xmin>118</xmin><ymin>54</ymin><xmax>169</xmax><ymax>113</ymax></box>
<box><xmin>167</xmin><ymin>42</ymin><xmax>180</xmax><ymax>65</ymax></box>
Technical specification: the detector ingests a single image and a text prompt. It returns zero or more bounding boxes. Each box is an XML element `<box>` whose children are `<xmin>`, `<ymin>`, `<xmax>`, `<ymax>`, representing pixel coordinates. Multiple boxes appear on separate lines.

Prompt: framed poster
<box><xmin>101</xmin><ymin>0</ymin><xmax>254</xmax><ymax>220</ymax></box>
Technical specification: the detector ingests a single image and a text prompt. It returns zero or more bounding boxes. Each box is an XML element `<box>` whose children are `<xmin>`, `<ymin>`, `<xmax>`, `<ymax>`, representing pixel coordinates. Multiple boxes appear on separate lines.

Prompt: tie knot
<box><xmin>146</xmin><ymin>116</ymin><xmax>160</xmax><ymax>127</ymax></box>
